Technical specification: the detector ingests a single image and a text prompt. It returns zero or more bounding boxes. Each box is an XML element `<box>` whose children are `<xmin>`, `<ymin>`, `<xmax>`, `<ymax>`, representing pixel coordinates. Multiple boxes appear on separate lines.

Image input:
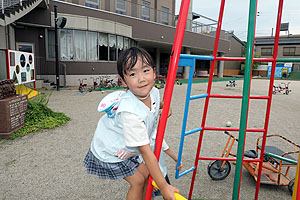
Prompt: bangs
<box><xmin>124</xmin><ymin>53</ymin><xmax>153</xmax><ymax>73</ymax></box>
<box><xmin>117</xmin><ymin>47</ymin><xmax>155</xmax><ymax>79</ymax></box>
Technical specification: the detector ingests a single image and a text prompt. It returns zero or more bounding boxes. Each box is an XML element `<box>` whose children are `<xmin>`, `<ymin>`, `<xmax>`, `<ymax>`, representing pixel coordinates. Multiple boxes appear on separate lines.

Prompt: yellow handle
<box><xmin>292</xmin><ymin>152</ymin><xmax>300</xmax><ymax>199</ymax></box>
<box><xmin>152</xmin><ymin>181</ymin><xmax>187</xmax><ymax>200</ymax></box>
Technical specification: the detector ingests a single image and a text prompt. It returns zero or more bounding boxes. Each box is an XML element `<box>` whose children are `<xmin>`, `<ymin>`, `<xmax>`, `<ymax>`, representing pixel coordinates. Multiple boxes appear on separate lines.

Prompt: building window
<box><xmin>109</xmin><ymin>34</ymin><xmax>117</xmax><ymax>61</ymax></box>
<box><xmin>60</xmin><ymin>29</ymin><xmax>74</xmax><ymax>60</ymax></box>
<box><xmin>56</xmin><ymin>28</ymin><xmax>137</xmax><ymax>62</ymax></box>
<box><xmin>141</xmin><ymin>1</ymin><xmax>150</xmax><ymax>21</ymax></box>
<box><xmin>283</xmin><ymin>47</ymin><xmax>296</xmax><ymax>56</ymax></box>
<box><xmin>87</xmin><ymin>32</ymin><xmax>98</xmax><ymax>61</ymax></box>
<box><xmin>117</xmin><ymin>36</ymin><xmax>124</xmax><ymax>57</ymax></box>
<box><xmin>99</xmin><ymin>33</ymin><xmax>108</xmax><ymax>61</ymax></box>
<box><xmin>47</xmin><ymin>30</ymin><xmax>55</xmax><ymax>59</ymax></box>
<box><xmin>74</xmin><ymin>30</ymin><xmax>87</xmax><ymax>60</ymax></box>
<box><xmin>85</xmin><ymin>0</ymin><xmax>99</xmax><ymax>9</ymax></box>
<box><xmin>115</xmin><ymin>0</ymin><xmax>126</xmax><ymax>14</ymax></box>
<box><xmin>261</xmin><ymin>47</ymin><xmax>273</xmax><ymax>56</ymax></box>
<box><xmin>124</xmin><ymin>37</ymin><xmax>129</xmax><ymax>50</ymax></box>
<box><xmin>161</xmin><ymin>7</ymin><xmax>169</xmax><ymax>25</ymax></box>
<box><xmin>131</xmin><ymin>39</ymin><xmax>137</xmax><ymax>47</ymax></box>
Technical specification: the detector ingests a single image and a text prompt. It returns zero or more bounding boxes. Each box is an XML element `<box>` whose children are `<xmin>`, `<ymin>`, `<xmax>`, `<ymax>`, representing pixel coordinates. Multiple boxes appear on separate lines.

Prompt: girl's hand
<box><xmin>160</xmin><ymin>184</ymin><xmax>179</xmax><ymax>200</ymax></box>
<box><xmin>159</xmin><ymin>101</ymin><xmax>172</xmax><ymax>118</ymax></box>
<box><xmin>114</xmin><ymin>149</ymin><xmax>136</xmax><ymax>159</ymax></box>
<box><xmin>177</xmin><ymin>162</ymin><xmax>183</xmax><ymax>171</ymax></box>
<box><xmin>153</xmin><ymin>187</ymin><xmax>159</xmax><ymax>192</ymax></box>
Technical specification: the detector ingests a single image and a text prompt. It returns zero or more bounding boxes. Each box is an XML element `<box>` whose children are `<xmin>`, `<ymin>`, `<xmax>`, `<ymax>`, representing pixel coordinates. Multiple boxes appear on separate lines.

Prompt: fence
<box><xmin>0</xmin><ymin>0</ymin><xmax>26</xmax><ymax>14</ymax></box>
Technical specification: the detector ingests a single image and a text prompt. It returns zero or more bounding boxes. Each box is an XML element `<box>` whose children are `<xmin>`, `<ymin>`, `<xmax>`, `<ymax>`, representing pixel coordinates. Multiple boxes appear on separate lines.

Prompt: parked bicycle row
<box><xmin>78</xmin><ymin>76</ymin><xmax>124</xmax><ymax>93</ymax></box>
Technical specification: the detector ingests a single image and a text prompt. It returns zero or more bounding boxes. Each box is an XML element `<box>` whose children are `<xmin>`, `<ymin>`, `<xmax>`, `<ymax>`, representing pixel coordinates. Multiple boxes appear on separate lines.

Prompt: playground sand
<box><xmin>0</xmin><ymin>79</ymin><xmax>299</xmax><ymax>200</ymax></box>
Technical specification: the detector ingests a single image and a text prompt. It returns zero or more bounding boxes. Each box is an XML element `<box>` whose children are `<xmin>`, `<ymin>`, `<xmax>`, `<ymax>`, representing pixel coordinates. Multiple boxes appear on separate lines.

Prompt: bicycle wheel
<box><xmin>208</xmin><ymin>160</ymin><xmax>231</xmax><ymax>180</ymax></box>
<box><xmin>285</xmin><ymin>90</ymin><xmax>289</xmax><ymax>95</ymax></box>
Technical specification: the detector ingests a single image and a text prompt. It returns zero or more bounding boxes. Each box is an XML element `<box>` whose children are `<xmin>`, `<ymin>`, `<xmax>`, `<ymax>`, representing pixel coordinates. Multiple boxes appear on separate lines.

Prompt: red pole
<box><xmin>254</xmin><ymin>0</ymin><xmax>284</xmax><ymax>199</ymax></box>
<box><xmin>144</xmin><ymin>0</ymin><xmax>190</xmax><ymax>199</ymax></box>
<box><xmin>297</xmin><ymin>163</ymin><xmax>300</xmax><ymax>199</ymax></box>
<box><xmin>6</xmin><ymin>49</ymin><xmax>10</xmax><ymax>79</ymax></box>
<box><xmin>188</xmin><ymin>0</ymin><xmax>226</xmax><ymax>199</ymax></box>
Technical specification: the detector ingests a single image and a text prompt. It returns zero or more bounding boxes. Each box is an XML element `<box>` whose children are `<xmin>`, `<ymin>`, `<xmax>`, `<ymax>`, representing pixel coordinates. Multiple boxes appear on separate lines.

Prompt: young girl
<box><xmin>83</xmin><ymin>47</ymin><xmax>179</xmax><ymax>200</ymax></box>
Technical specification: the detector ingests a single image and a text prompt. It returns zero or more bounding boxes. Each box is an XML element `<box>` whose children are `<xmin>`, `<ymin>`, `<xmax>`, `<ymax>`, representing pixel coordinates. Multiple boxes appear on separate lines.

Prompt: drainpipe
<box><xmin>7</xmin><ymin>25</ymin><xmax>10</xmax><ymax>49</ymax></box>
<box><xmin>218</xmin><ymin>52</ymin><xmax>224</xmax><ymax>78</ymax></box>
<box><xmin>1</xmin><ymin>0</ymin><xmax>4</xmax><ymax>14</ymax></box>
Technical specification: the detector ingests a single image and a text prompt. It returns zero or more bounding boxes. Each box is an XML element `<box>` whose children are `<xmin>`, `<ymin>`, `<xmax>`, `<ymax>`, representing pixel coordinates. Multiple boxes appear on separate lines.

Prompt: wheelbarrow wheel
<box><xmin>208</xmin><ymin>160</ymin><xmax>231</xmax><ymax>180</ymax></box>
<box><xmin>288</xmin><ymin>178</ymin><xmax>294</xmax><ymax>196</ymax></box>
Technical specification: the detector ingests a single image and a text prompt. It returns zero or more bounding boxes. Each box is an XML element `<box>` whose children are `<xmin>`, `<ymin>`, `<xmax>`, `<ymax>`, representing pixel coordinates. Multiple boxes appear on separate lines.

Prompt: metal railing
<box><xmin>97</xmin><ymin>0</ymin><xmax>229</xmax><ymax>39</ymax></box>
<box><xmin>0</xmin><ymin>0</ymin><xmax>26</xmax><ymax>14</ymax></box>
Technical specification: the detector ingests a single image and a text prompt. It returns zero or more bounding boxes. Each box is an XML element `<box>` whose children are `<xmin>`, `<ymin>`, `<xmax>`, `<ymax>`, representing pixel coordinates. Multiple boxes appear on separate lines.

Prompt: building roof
<box><xmin>229</xmin><ymin>32</ymin><xmax>246</xmax><ymax>47</ymax></box>
<box><xmin>255</xmin><ymin>35</ymin><xmax>300</xmax><ymax>45</ymax></box>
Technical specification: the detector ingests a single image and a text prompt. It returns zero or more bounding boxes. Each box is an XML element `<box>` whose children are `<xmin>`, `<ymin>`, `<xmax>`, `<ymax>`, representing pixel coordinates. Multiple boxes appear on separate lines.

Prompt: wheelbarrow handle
<box><xmin>152</xmin><ymin>181</ymin><xmax>187</xmax><ymax>200</ymax></box>
<box><xmin>224</xmin><ymin>131</ymin><xmax>238</xmax><ymax>142</ymax></box>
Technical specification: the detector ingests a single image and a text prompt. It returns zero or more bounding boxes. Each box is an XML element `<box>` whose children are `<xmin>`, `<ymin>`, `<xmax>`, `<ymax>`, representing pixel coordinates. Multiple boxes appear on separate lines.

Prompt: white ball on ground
<box><xmin>225</xmin><ymin>121</ymin><xmax>232</xmax><ymax>127</ymax></box>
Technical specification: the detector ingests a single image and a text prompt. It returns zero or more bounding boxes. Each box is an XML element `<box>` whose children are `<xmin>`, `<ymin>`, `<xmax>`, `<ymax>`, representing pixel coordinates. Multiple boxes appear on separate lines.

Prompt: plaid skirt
<box><xmin>83</xmin><ymin>149</ymin><xmax>141</xmax><ymax>180</ymax></box>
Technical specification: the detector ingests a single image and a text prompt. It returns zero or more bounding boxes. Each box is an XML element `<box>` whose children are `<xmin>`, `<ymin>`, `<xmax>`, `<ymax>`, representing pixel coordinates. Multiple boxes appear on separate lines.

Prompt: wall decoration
<box><xmin>7</xmin><ymin>50</ymin><xmax>35</xmax><ymax>85</ymax></box>
<box><xmin>21</xmin><ymin>72</ymin><xmax>26</xmax><ymax>82</ymax></box>
<box><xmin>20</xmin><ymin>54</ymin><xmax>26</xmax><ymax>67</ymax></box>
<box><xmin>29</xmin><ymin>55</ymin><xmax>33</xmax><ymax>64</ymax></box>
<box><xmin>26</xmin><ymin>64</ymin><xmax>30</xmax><ymax>72</ymax></box>
<box><xmin>16</xmin><ymin>65</ymin><xmax>20</xmax><ymax>74</ymax></box>
<box><xmin>9</xmin><ymin>52</ymin><xmax>15</xmax><ymax>66</ymax></box>
<box><xmin>30</xmin><ymin>69</ymin><xmax>35</xmax><ymax>80</ymax></box>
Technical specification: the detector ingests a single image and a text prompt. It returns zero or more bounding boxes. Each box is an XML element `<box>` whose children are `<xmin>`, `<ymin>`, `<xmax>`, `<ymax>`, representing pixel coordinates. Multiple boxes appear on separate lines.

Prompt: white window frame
<box><xmin>141</xmin><ymin>1</ymin><xmax>150</xmax><ymax>20</ymax></box>
<box><xmin>161</xmin><ymin>6</ymin><xmax>169</xmax><ymax>25</ymax></box>
<box><xmin>85</xmin><ymin>0</ymin><xmax>100</xmax><ymax>9</ymax></box>
<box><xmin>115</xmin><ymin>0</ymin><xmax>126</xmax><ymax>13</ymax></box>
<box><xmin>87</xmin><ymin>31</ymin><xmax>98</xmax><ymax>61</ymax></box>
<box><xmin>98</xmin><ymin>32</ymin><xmax>109</xmax><ymax>61</ymax></box>
<box><xmin>283</xmin><ymin>47</ymin><xmax>296</xmax><ymax>56</ymax></box>
<box><xmin>109</xmin><ymin>34</ymin><xmax>117</xmax><ymax>61</ymax></box>
<box><xmin>73</xmin><ymin>30</ymin><xmax>87</xmax><ymax>61</ymax></box>
<box><xmin>46</xmin><ymin>29</ymin><xmax>56</xmax><ymax>60</ymax></box>
<box><xmin>60</xmin><ymin>29</ymin><xmax>74</xmax><ymax>61</ymax></box>
<box><xmin>261</xmin><ymin>47</ymin><xmax>273</xmax><ymax>56</ymax></box>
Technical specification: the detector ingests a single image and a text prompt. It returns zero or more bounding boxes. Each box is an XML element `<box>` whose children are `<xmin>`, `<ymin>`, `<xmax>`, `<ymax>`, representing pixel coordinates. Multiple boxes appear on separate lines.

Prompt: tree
<box><xmin>240</xmin><ymin>47</ymin><xmax>262</xmax><ymax>75</ymax></box>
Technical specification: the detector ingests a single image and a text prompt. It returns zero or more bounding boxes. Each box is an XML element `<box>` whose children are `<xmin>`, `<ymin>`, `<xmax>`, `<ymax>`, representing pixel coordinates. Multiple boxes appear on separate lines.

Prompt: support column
<box><xmin>186</xmin><ymin>0</ymin><xmax>193</xmax><ymax>31</ymax></box>
<box><xmin>183</xmin><ymin>47</ymin><xmax>191</xmax><ymax>79</ymax></box>
<box><xmin>218</xmin><ymin>53</ymin><xmax>224</xmax><ymax>78</ymax></box>
<box><xmin>155</xmin><ymin>48</ymin><xmax>160</xmax><ymax>77</ymax></box>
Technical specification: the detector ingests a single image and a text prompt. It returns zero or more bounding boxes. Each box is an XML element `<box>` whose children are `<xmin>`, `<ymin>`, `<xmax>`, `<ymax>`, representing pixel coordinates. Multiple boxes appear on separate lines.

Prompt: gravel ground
<box><xmin>0</xmin><ymin>79</ymin><xmax>299</xmax><ymax>200</ymax></box>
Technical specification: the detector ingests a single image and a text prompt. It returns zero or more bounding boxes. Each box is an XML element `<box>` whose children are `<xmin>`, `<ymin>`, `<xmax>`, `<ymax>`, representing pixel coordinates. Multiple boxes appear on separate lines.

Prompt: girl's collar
<box><xmin>137</xmin><ymin>92</ymin><xmax>151</xmax><ymax>100</ymax></box>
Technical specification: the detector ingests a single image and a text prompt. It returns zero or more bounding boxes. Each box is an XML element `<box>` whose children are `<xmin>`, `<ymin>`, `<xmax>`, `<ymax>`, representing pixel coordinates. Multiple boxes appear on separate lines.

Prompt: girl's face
<box><xmin>123</xmin><ymin>57</ymin><xmax>156</xmax><ymax>100</ymax></box>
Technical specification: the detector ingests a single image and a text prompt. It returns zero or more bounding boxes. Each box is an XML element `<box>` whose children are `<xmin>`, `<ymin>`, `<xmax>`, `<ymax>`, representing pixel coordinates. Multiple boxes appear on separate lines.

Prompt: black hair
<box><xmin>117</xmin><ymin>47</ymin><xmax>155</xmax><ymax>80</ymax></box>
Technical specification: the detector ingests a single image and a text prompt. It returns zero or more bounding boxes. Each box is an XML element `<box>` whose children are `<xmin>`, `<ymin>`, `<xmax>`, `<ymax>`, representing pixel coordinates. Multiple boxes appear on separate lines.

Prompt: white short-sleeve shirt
<box><xmin>121</xmin><ymin>94</ymin><xmax>157</xmax><ymax>148</ymax></box>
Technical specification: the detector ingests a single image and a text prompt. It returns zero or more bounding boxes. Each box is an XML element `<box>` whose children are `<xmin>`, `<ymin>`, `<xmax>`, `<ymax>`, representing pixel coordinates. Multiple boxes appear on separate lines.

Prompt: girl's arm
<box><xmin>139</xmin><ymin>144</ymin><xmax>178</xmax><ymax>200</ymax></box>
<box><xmin>160</xmin><ymin>101</ymin><xmax>172</xmax><ymax>117</ymax></box>
<box><xmin>164</xmin><ymin>148</ymin><xmax>182</xmax><ymax>171</ymax></box>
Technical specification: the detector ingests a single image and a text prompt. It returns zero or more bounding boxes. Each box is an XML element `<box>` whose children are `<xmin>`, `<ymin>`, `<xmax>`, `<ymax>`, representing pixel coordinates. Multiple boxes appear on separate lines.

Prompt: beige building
<box><xmin>223</xmin><ymin>33</ymin><xmax>246</xmax><ymax>76</ymax></box>
<box><xmin>255</xmin><ymin>35</ymin><xmax>300</xmax><ymax>72</ymax></box>
<box><xmin>0</xmin><ymin>0</ymin><xmax>245</xmax><ymax>86</ymax></box>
